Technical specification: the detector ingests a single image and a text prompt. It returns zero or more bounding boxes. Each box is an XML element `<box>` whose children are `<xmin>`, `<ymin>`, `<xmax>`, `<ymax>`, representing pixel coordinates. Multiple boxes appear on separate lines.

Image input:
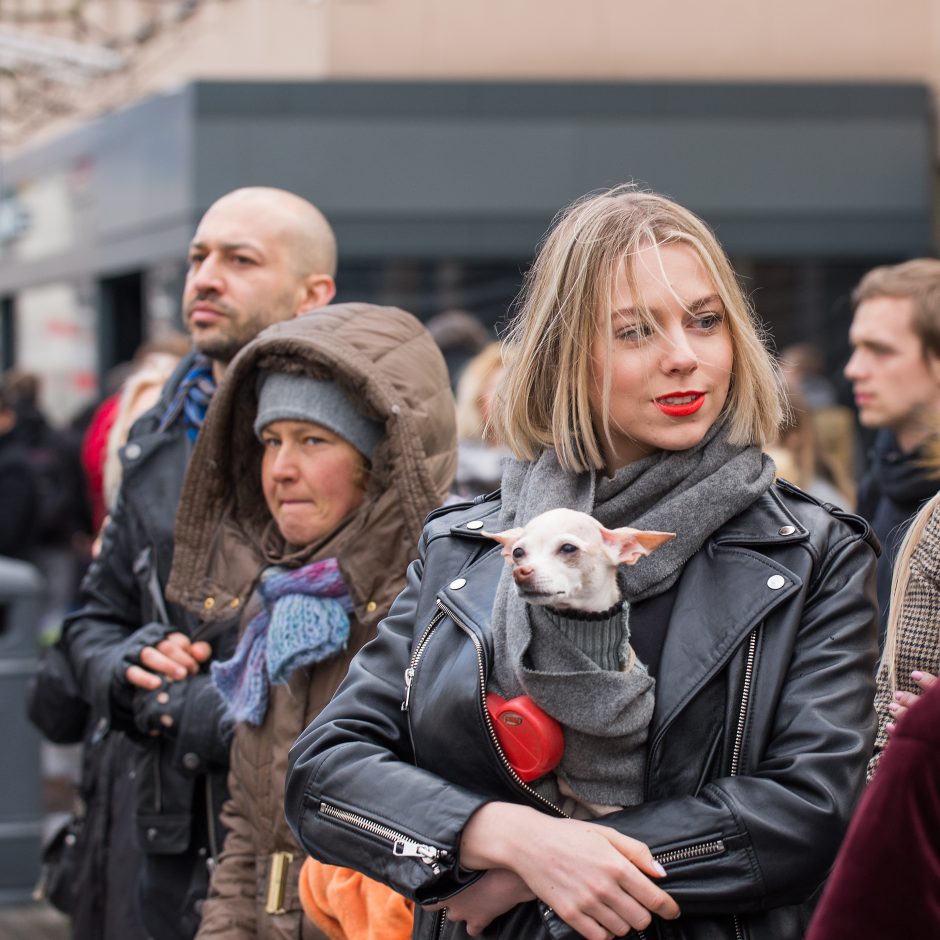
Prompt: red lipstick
<box><xmin>655</xmin><ymin>392</ymin><xmax>705</xmax><ymax>417</ymax></box>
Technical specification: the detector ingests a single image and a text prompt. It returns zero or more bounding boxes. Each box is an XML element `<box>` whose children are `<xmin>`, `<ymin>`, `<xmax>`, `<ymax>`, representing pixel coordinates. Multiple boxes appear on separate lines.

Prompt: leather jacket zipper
<box><xmin>729</xmin><ymin>627</ymin><xmax>759</xmax><ymax>940</ymax></box>
<box><xmin>638</xmin><ymin>627</ymin><xmax>758</xmax><ymax>940</ymax></box>
<box><xmin>635</xmin><ymin>839</ymin><xmax>729</xmax><ymax>939</ymax></box>
<box><xmin>436</xmin><ymin>598</ymin><xmax>567</xmax><ymax>817</ymax></box>
<box><xmin>402</xmin><ymin>609</ymin><xmax>446</xmax><ymax>711</ymax></box>
<box><xmin>654</xmin><ymin>838</ymin><xmax>726</xmax><ymax>866</ymax></box>
<box><xmin>318</xmin><ymin>802</ymin><xmax>450</xmax><ymax>875</ymax></box>
<box><xmin>730</xmin><ymin>629</ymin><xmax>758</xmax><ymax>778</ymax></box>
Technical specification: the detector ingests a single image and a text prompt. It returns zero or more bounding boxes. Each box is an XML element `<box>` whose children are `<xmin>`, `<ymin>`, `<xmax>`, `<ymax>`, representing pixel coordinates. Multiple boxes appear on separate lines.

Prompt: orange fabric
<box><xmin>299</xmin><ymin>857</ymin><xmax>414</xmax><ymax>940</ymax></box>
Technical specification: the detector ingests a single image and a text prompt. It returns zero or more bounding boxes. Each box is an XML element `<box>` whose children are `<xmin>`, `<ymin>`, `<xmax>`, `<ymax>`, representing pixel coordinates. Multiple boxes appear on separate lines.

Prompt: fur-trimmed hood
<box><xmin>166</xmin><ymin>303</ymin><xmax>457</xmax><ymax>626</ymax></box>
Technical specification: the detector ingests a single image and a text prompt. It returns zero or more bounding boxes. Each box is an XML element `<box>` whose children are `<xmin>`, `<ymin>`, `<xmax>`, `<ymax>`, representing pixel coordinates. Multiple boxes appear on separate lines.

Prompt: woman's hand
<box><xmin>422</xmin><ymin>869</ymin><xmax>534</xmax><ymax>936</ymax></box>
<box><xmin>459</xmin><ymin>802</ymin><xmax>680</xmax><ymax>940</ymax></box>
<box><xmin>886</xmin><ymin>670</ymin><xmax>937</xmax><ymax>735</ymax></box>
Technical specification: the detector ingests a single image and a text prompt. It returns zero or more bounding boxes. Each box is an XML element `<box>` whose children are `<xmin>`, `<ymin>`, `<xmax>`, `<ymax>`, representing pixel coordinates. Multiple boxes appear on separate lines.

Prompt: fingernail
<box><xmin>653</xmin><ymin>861</ymin><xmax>667</xmax><ymax>877</ymax></box>
<box><xmin>888</xmin><ymin>702</ymin><xmax>900</xmax><ymax>712</ymax></box>
<box><xmin>894</xmin><ymin>691</ymin><xmax>905</xmax><ymax>701</ymax></box>
<box><xmin>912</xmin><ymin>671</ymin><xmax>924</xmax><ymax>681</ymax></box>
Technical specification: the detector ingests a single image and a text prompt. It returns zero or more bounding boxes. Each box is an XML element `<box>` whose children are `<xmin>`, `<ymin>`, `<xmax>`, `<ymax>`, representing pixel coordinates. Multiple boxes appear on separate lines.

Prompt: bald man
<box><xmin>61</xmin><ymin>189</ymin><xmax>337</xmax><ymax>940</ymax></box>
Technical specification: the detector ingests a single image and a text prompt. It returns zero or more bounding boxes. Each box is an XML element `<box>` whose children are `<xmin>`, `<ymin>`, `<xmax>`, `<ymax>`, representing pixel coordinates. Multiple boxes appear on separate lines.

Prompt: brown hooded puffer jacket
<box><xmin>166</xmin><ymin>303</ymin><xmax>457</xmax><ymax>939</ymax></box>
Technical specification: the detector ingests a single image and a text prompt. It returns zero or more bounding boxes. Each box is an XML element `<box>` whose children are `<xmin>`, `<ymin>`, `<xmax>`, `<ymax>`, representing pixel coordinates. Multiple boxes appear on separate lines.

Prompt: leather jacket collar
<box><xmin>436</xmin><ymin>484</ymin><xmax>845</xmax><ymax>740</ymax></box>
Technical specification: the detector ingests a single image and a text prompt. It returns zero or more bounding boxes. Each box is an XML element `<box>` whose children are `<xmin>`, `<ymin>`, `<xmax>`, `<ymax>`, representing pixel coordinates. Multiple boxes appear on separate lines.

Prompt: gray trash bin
<box><xmin>0</xmin><ymin>556</ymin><xmax>44</xmax><ymax>903</ymax></box>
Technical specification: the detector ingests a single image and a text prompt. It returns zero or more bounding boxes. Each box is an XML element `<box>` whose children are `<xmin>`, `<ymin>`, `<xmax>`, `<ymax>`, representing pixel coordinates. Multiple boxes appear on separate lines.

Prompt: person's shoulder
<box><xmin>773</xmin><ymin>479</ymin><xmax>879</xmax><ymax>555</ymax></box>
<box><xmin>423</xmin><ymin>490</ymin><xmax>502</xmax><ymax>543</ymax></box>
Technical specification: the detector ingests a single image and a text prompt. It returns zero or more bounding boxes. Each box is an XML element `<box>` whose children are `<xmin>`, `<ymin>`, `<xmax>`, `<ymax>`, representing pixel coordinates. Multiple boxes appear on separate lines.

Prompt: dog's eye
<box><xmin>512</xmin><ymin>547</ymin><xmax>526</xmax><ymax>560</ymax></box>
<box><xmin>559</xmin><ymin>543</ymin><xmax>578</xmax><ymax>555</ymax></box>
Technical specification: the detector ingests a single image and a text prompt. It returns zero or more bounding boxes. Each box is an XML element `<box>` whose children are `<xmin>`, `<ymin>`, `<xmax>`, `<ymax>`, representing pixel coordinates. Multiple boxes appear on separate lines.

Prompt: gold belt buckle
<box><xmin>265</xmin><ymin>851</ymin><xmax>295</xmax><ymax>915</ymax></box>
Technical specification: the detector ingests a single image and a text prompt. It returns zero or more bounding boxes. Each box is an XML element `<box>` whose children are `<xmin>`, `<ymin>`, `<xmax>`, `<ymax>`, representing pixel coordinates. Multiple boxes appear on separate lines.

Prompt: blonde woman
<box><xmin>454</xmin><ymin>341</ymin><xmax>510</xmax><ymax>497</ymax></box>
<box><xmin>286</xmin><ymin>186</ymin><xmax>879</xmax><ymax>940</ymax></box>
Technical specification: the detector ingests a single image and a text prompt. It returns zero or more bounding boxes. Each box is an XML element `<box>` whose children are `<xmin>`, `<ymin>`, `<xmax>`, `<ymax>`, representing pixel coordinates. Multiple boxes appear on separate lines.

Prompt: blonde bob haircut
<box><xmin>492</xmin><ymin>185</ymin><xmax>785</xmax><ymax>472</ymax></box>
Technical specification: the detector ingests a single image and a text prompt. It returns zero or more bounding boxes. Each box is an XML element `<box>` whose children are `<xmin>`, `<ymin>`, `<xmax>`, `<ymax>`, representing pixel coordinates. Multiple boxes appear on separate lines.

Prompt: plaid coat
<box><xmin>868</xmin><ymin>500</ymin><xmax>940</xmax><ymax>778</ymax></box>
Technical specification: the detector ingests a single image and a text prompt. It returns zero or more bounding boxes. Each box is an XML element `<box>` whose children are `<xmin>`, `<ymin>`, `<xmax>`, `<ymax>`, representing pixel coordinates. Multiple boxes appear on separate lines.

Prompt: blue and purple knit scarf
<box><xmin>211</xmin><ymin>558</ymin><xmax>353</xmax><ymax>725</ymax></box>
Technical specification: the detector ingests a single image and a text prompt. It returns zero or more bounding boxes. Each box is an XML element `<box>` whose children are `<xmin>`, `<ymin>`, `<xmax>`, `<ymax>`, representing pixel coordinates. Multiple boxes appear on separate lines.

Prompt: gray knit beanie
<box><xmin>253</xmin><ymin>372</ymin><xmax>383</xmax><ymax>459</ymax></box>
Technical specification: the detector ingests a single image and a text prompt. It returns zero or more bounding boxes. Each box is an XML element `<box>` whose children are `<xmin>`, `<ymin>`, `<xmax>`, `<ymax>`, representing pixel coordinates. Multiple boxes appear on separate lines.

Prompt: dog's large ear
<box><xmin>481</xmin><ymin>527</ymin><xmax>526</xmax><ymax>561</ymax></box>
<box><xmin>601</xmin><ymin>527</ymin><xmax>676</xmax><ymax>566</ymax></box>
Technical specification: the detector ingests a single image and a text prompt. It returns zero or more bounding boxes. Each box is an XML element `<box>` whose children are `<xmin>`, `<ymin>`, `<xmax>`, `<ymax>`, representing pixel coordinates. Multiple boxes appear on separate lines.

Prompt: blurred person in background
<box><xmin>425</xmin><ymin>308</ymin><xmax>492</xmax><ymax>390</ymax></box>
<box><xmin>164</xmin><ymin>303</ymin><xmax>456</xmax><ymax>939</ymax></box>
<box><xmin>60</xmin><ymin>186</ymin><xmax>338</xmax><ymax>940</ymax></box>
<box><xmin>4</xmin><ymin>368</ymin><xmax>92</xmax><ymax>634</ymax></box>
<box><xmin>82</xmin><ymin>333</ymin><xmax>191</xmax><ymax>534</ymax></box>
<box><xmin>454</xmin><ymin>341</ymin><xmax>510</xmax><ymax>497</ymax></box>
<box><xmin>766</xmin><ymin>376</ymin><xmax>851</xmax><ymax>507</ymax></box>
<box><xmin>780</xmin><ymin>341</ymin><xmax>838</xmax><ymax>409</ymax></box>
<box><xmin>846</xmin><ymin>259</ymin><xmax>940</xmax><ymax>646</ymax></box>
<box><xmin>0</xmin><ymin>379</ymin><xmax>39</xmax><ymax>558</ymax></box>
<box><xmin>780</xmin><ymin>341</ymin><xmax>858</xmax><ymax>506</ymax></box>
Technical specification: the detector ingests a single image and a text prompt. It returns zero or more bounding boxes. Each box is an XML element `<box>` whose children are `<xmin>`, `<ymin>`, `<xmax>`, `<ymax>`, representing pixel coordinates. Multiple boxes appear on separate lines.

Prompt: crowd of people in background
<box><xmin>5</xmin><ymin>181</ymin><xmax>940</xmax><ymax>940</ymax></box>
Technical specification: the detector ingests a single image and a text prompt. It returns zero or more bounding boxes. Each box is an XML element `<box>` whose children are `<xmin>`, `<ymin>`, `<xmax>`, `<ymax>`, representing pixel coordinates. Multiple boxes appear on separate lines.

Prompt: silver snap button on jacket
<box><xmin>767</xmin><ymin>575</ymin><xmax>786</xmax><ymax>590</ymax></box>
<box><xmin>449</xmin><ymin>578</ymin><xmax>467</xmax><ymax>590</ymax></box>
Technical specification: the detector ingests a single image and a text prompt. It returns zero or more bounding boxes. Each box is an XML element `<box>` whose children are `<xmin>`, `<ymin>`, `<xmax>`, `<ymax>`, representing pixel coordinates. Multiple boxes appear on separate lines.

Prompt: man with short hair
<box><xmin>845</xmin><ymin>258</ymin><xmax>940</xmax><ymax>646</ymax></box>
<box><xmin>63</xmin><ymin>187</ymin><xmax>337</xmax><ymax>940</ymax></box>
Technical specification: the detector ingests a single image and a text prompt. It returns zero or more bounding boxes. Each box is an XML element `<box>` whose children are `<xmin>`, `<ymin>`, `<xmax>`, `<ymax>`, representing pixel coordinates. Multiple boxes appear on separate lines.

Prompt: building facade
<box><xmin>0</xmin><ymin>1</ymin><xmax>936</xmax><ymax>421</ymax></box>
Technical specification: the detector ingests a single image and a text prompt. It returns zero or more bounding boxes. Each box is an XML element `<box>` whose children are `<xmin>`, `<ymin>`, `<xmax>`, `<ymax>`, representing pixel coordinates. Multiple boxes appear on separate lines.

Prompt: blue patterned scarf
<box><xmin>211</xmin><ymin>558</ymin><xmax>353</xmax><ymax>725</ymax></box>
<box><xmin>159</xmin><ymin>354</ymin><xmax>217</xmax><ymax>442</ymax></box>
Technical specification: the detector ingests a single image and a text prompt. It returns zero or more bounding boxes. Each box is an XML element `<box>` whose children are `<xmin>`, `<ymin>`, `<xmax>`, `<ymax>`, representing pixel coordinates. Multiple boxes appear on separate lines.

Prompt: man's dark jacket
<box><xmin>63</xmin><ymin>351</ymin><xmax>236</xmax><ymax>940</ymax></box>
<box><xmin>856</xmin><ymin>428</ymin><xmax>940</xmax><ymax>647</ymax></box>
<box><xmin>287</xmin><ymin>482</ymin><xmax>879</xmax><ymax>940</ymax></box>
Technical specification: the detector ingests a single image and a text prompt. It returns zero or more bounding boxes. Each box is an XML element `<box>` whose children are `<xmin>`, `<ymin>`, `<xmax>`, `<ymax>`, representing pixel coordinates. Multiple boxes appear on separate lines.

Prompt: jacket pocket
<box><xmin>136</xmin><ymin>812</ymin><xmax>192</xmax><ymax>854</ymax></box>
<box><xmin>134</xmin><ymin>740</ymin><xmax>194</xmax><ymax>854</ymax></box>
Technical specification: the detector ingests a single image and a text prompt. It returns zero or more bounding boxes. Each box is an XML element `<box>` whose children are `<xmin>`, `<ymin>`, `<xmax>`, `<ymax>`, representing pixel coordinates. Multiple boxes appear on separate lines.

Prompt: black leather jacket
<box><xmin>63</xmin><ymin>353</ymin><xmax>236</xmax><ymax>940</ymax></box>
<box><xmin>286</xmin><ymin>482</ymin><xmax>879</xmax><ymax>940</ymax></box>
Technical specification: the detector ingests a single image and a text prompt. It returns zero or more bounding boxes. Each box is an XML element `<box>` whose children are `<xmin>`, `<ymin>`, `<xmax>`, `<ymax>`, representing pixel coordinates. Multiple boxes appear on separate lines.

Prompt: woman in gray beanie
<box><xmin>164</xmin><ymin>303</ymin><xmax>457</xmax><ymax>939</ymax></box>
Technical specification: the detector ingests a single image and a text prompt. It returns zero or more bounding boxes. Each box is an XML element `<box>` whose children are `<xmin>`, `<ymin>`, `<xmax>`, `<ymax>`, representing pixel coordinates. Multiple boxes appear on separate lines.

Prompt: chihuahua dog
<box><xmin>485</xmin><ymin>507</ymin><xmax>674</xmax><ymax>613</ymax></box>
<box><xmin>484</xmin><ymin>508</ymin><xmax>675</xmax><ymax>817</ymax></box>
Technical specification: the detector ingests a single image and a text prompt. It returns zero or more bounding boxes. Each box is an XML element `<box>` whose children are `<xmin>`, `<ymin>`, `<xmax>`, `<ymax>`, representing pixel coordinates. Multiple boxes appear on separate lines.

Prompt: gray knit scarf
<box><xmin>491</xmin><ymin>417</ymin><xmax>776</xmax><ymax>808</ymax></box>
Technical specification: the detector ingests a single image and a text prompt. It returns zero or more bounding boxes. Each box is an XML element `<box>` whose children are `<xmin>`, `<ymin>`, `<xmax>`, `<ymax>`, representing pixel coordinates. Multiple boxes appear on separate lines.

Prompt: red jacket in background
<box><xmin>80</xmin><ymin>393</ymin><xmax>120</xmax><ymax>532</ymax></box>
<box><xmin>806</xmin><ymin>679</ymin><xmax>940</xmax><ymax>940</ymax></box>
